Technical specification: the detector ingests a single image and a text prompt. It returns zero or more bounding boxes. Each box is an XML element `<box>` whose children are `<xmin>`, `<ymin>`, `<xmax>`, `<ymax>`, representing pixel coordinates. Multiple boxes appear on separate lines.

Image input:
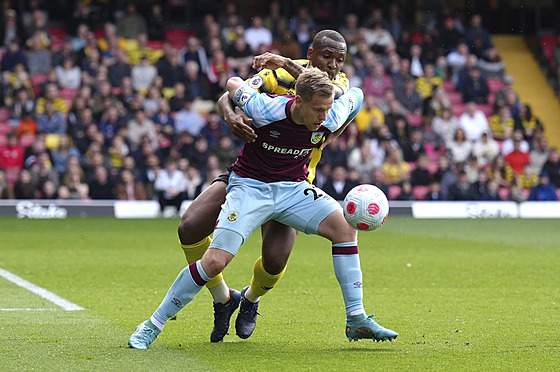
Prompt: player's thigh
<box><xmin>178</xmin><ymin>181</ymin><xmax>227</xmax><ymax>244</ymax></box>
<box><xmin>274</xmin><ymin>183</ymin><xmax>341</xmax><ymax>235</ymax></box>
<box><xmin>317</xmin><ymin>209</ymin><xmax>357</xmax><ymax>244</ymax></box>
<box><xmin>260</xmin><ymin>220</ymin><xmax>297</xmax><ymax>275</ymax></box>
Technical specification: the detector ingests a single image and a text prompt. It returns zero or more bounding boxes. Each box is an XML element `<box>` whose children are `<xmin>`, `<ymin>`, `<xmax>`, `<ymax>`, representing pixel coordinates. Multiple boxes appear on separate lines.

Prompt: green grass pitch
<box><xmin>0</xmin><ymin>216</ymin><xmax>559</xmax><ymax>371</ymax></box>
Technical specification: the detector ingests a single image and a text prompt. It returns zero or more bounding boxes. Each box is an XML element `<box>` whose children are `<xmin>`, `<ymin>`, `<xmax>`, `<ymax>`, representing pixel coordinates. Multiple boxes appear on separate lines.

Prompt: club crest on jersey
<box><xmin>248</xmin><ymin>75</ymin><xmax>264</xmax><ymax>89</ymax></box>
<box><xmin>269</xmin><ymin>130</ymin><xmax>281</xmax><ymax>138</ymax></box>
<box><xmin>227</xmin><ymin>210</ymin><xmax>239</xmax><ymax>223</ymax></box>
<box><xmin>310</xmin><ymin>132</ymin><xmax>324</xmax><ymax>144</ymax></box>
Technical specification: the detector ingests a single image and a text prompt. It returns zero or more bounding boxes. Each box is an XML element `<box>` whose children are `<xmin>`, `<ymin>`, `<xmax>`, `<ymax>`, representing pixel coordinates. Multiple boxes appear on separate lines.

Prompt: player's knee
<box><xmin>177</xmin><ymin>213</ymin><xmax>197</xmax><ymax>244</ymax></box>
<box><xmin>201</xmin><ymin>250</ymin><xmax>231</xmax><ymax>278</ymax></box>
<box><xmin>262</xmin><ymin>256</ymin><xmax>287</xmax><ymax>275</ymax></box>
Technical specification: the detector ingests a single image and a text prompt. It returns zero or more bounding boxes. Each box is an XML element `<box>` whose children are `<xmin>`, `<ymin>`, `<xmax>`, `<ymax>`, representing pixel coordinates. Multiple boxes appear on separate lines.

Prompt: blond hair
<box><xmin>295</xmin><ymin>67</ymin><xmax>334</xmax><ymax>102</ymax></box>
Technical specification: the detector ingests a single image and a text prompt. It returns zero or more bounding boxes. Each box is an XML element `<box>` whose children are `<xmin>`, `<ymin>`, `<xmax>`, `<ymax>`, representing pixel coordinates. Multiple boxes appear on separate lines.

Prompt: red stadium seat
<box><xmin>0</xmin><ymin>108</ymin><xmax>10</xmax><ymax>122</ymax></box>
<box><xmin>60</xmin><ymin>88</ymin><xmax>78</xmax><ymax>100</ymax></box>
<box><xmin>406</xmin><ymin>113</ymin><xmax>423</xmax><ymax>127</ymax></box>
<box><xmin>389</xmin><ymin>184</ymin><xmax>402</xmax><ymax>200</ymax></box>
<box><xmin>0</xmin><ymin>133</ymin><xmax>7</xmax><ymax>147</ymax></box>
<box><xmin>5</xmin><ymin>168</ymin><xmax>20</xmax><ymax>186</ymax></box>
<box><xmin>147</xmin><ymin>40</ymin><xmax>165</xmax><ymax>50</ymax></box>
<box><xmin>478</xmin><ymin>104</ymin><xmax>494</xmax><ymax>117</ymax></box>
<box><xmin>451</xmin><ymin>103</ymin><xmax>465</xmax><ymax>117</ymax></box>
<box><xmin>31</xmin><ymin>73</ymin><xmax>47</xmax><ymax>97</ymax></box>
<box><xmin>0</xmin><ymin>122</ymin><xmax>13</xmax><ymax>135</ymax></box>
<box><xmin>447</xmin><ymin>91</ymin><xmax>463</xmax><ymax>104</ymax></box>
<box><xmin>443</xmin><ymin>80</ymin><xmax>456</xmax><ymax>92</ymax></box>
<box><xmin>487</xmin><ymin>78</ymin><xmax>504</xmax><ymax>93</ymax></box>
<box><xmin>412</xmin><ymin>185</ymin><xmax>430</xmax><ymax>200</ymax></box>
<box><xmin>19</xmin><ymin>134</ymin><xmax>37</xmax><ymax>148</ymax></box>
<box><xmin>556</xmin><ymin>188</ymin><xmax>560</xmax><ymax>201</ymax></box>
<box><xmin>498</xmin><ymin>187</ymin><xmax>509</xmax><ymax>201</ymax></box>
<box><xmin>426</xmin><ymin>160</ymin><xmax>439</xmax><ymax>175</ymax></box>
<box><xmin>521</xmin><ymin>188</ymin><xmax>531</xmax><ymax>199</ymax></box>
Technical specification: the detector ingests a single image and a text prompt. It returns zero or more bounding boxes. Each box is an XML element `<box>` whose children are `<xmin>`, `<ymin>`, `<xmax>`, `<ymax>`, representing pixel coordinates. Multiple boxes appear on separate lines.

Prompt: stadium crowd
<box><xmin>0</xmin><ymin>1</ymin><xmax>559</xmax><ymax>211</ymax></box>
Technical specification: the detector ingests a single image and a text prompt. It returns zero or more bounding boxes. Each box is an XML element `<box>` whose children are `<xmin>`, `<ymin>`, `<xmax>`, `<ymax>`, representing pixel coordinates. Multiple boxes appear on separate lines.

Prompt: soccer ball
<box><xmin>343</xmin><ymin>184</ymin><xmax>389</xmax><ymax>231</ymax></box>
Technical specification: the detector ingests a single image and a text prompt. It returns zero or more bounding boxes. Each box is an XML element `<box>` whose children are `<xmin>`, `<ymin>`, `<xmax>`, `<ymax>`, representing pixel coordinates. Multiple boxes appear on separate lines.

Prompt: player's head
<box><xmin>294</xmin><ymin>68</ymin><xmax>334</xmax><ymax>131</ymax></box>
<box><xmin>308</xmin><ymin>30</ymin><xmax>347</xmax><ymax>80</ymax></box>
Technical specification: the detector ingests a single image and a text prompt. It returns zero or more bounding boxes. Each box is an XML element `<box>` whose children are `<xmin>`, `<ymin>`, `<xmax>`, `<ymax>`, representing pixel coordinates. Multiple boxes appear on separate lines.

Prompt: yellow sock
<box><xmin>181</xmin><ymin>237</ymin><xmax>223</xmax><ymax>288</ymax></box>
<box><xmin>250</xmin><ymin>256</ymin><xmax>286</xmax><ymax>298</ymax></box>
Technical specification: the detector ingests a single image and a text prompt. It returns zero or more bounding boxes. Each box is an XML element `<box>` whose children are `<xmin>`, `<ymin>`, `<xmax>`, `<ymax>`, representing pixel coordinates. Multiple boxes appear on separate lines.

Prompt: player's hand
<box><xmin>321</xmin><ymin>132</ymin><xmax>338</xmax><ymax>149</ymax></box>
<box><xmin>226</xmin><ymin>107</ymin><xmax>257</xmax><ymax>143</ymax></box>
<box><xmin>252</xmin><ymin>52</ymin><xmax>288</xmax><ymax>71</ymax></box>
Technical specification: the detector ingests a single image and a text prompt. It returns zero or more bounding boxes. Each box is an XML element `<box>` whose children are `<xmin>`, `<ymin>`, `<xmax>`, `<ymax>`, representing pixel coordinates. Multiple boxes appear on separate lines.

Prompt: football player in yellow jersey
<box><xmin>178</xmin><ymin>30</ymin><xmax>349</xmax><ymax>342</ymax></box>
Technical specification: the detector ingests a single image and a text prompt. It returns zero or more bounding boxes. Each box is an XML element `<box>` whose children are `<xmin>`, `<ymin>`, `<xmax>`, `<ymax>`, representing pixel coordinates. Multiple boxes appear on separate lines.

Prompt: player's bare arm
<box><xmin>321</xmin><ymin>117</ymin><xmax>353</xmax><ymax>149</ymax></box>
<box><xmin>252</xmin><ymin>52</ymin><xmax>305</xmax><ymax>78</ymax></box>
<box><xmin>217</xmin><ymin>91</ymin><xmax>256</xmax><ymax>143</ymax></box>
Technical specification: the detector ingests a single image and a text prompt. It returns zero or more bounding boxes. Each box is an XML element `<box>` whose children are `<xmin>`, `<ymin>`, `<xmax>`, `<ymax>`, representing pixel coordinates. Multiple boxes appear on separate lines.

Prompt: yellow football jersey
<box><xmin>245</xmin><ymin>59</ymin><xmax>350</xmax><ymax>183</ymax></box>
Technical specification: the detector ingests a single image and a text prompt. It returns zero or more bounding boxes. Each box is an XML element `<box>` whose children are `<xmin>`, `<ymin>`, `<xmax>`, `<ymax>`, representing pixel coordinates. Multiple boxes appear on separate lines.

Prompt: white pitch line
<box><xmin>0</xmin><ymin>267</ymin><xmax>85</xmax><ymax>311</ymax></box>
<box><xmin>0</xmin><ymin>308</ymin><xmax>58</xmax><ymax>311</ymax></box>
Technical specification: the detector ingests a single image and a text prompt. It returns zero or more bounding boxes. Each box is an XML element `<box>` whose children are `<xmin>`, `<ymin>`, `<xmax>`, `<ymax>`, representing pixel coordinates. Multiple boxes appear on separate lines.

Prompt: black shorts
<box><xmin>212</xmin><ymin>169</ymin><xmax>232</xmax><ymax>185</ymax></box>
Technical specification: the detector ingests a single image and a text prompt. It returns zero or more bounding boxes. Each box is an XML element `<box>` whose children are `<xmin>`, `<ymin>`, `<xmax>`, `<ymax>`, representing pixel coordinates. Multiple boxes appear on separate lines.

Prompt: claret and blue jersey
<box><xmin>232</xmin><ymin>84</ymin><xmax>364</xmax><ymax>183</ymax></box>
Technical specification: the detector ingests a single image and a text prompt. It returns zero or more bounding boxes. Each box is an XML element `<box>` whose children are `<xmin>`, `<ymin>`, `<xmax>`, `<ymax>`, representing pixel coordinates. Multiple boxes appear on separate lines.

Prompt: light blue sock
<box><xmin>332</xmin><ymin>242</ymin><xmax>365</xmax><ymax>315</ymax></box>
<box><xmin>152</xmin><ymin>261</ymin><xmax>211</xmax><ymax>326</ymax></box>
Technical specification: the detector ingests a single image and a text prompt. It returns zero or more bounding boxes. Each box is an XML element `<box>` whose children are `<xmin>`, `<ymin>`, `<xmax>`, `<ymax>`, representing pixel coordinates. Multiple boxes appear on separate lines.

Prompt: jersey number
<box><xmin>304</xmin><ymin>187</ymin><xmax>324</xmax><ymax>201</ymax></box>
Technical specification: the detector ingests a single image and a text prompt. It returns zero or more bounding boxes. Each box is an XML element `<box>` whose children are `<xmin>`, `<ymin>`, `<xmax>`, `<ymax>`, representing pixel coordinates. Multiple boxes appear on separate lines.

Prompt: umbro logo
<box><xmin>269</xmin><ymin>131</ymin><xmax>281</xmax><ymax>138</ymax></box>
<box><xmin>353</xmin><ymin>281</ymin><xmax>363</xmax><ymax>288</ymax></box>
<box><xmin>262</xmin><ymin>285</ymin><xmax>274</xmax><ymax>290</ymax></box>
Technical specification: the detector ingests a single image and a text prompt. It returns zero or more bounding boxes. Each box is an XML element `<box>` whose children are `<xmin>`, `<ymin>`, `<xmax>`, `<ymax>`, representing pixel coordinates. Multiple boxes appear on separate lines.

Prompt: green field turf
<box><xmin>0</xmin><ymin>216</ymin><xmax>559</xmax><ymax>371</ymax></box>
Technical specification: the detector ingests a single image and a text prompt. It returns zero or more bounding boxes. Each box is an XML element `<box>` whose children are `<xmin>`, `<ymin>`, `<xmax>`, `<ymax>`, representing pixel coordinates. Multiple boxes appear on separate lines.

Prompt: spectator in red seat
<box><xmin>437</xmin><ymin>16</ymin><xmax>464</xmax><ymax>55</ymax></box>
<box><xmin>517</xmin><ymin>163</ymin><xmax>538</xmax><ymax>189</ymax></box>
<box><xmin>459</xmin><ymin>101</ymin><xmax>489</xmax><ymax>142</ymax></box>
<box><xmin>530</xmin><ymin>136</ymin><xmax>550</xmax><ymax>175</ymax></box>
<box><xmin>27</xmin><ymin>31</ymin><xmax>51</xmax><ymax>75</ymax></box>
<box><xmin>182</xmin><ymin>60</ymin><xmax>211</xmax><ymax>101</ymax></box>
<box><xmin>489</xmin><ymin>105</ymin><xmax>515</xmax><ymax>141</ymax></box>
<box><xmin>56</xmin><ymin>57</ymin><xmax>81</xmax><ymax>89</ymax></box>
<box><xmin>465</xmin><ymin>14</ymin><xmax>492</xmax><ymax>50</ymax></box>
<box><xmin>480</xmin><ymin>178</ymin><xmax>501</xmax><ymax>201</ymax></box>
<box><xmin>477</xmin><ymin>47</ymin><xmax>505</xmax><ymax>79</ymax></box>
<box><xmin>108</xmin><ymin>49</ymin><xmax>131</xmax><ymax>88</ymax></box>
<box><xmin>472</xmin><ymin>129</ymin><xmax>499</xmax><ymax>167</ymax></box>
<box><xmin>448</xmin><ymin>169</ymin><xmax>478</xmax><ymax>200</ymax></box>
<box><xmin>541</xmin><ymin>148</ymin><xmax>560</xmax><ymax>188</ymax></box>
<box><xmin>424</xmin><ymin>180</ymin><xmax>442</xmax><ymax>201</ymax></box>
<box><xmin>431</xmin><ymin>107</ymin><xmax>459</xmax><ymax>146</ymax></box>
<box><xmin>363</xmin><ymin>61</ymin><xmax>392</xmax><ymax>98</ymax></box>
<box><xmin>382</xmin><ymin>147</ymin><xmax>411</xmax><ymax>185</ymax></box>
<box><xmin>433</xmin><ymin>154</ymin><xmax>456</xmax><ymax>200</ymax></box>
<box><xmin>501</xmin><ymin>129</ymin><xmax>529</xmax><ymax>156</ymax></box>
<box><xmin>516</xmin><ymin>103</ymin><xmax>544</xmax><ymax>142</ymax></box>
<box><xmin>0</xmin><ymin>169</ymin><xmax>15</xmax><ymax>198</ymax></box>
<box><xmin>448</xmin><ymin>127</ymin><xmax>473</xmax><ymax>166</ymax></box>
<box><xmin>347</xmin><ymin>138</ymin><xmax>379</xmax><ymax>183</ymax></box>
<box><xmin>1</xmin><ymin>37</ymin><xmax>27</xmax><ymax>73</ymax></box>
<box><xmin>13</xmin><ymin>169</ymin><xmax>36</xmax><ymax>199</ymax></box>
<box><xmin>401</xmin><ymin>128</ymin><xmax>426</xmax><ymax>162</ymax></box>
<box><xmin>0</xmin><ymin>132</ymin><xmax>25</xmax><ymax>174</ymax></box>
<box><xmin>488</xmin><ymin>154</ymin><xmax>514</xmax><ymax>188</ymax></box>
<box><xmin>147</xmin><ymin>4</ymin><xmax>165</xmax><ymax>41</ymax></box>
<box><xmin>410</xmin><ymin>153</ymin><xmax>432</xmax><ymax>186</ymax></box>
<box><xmin>504</xmin><ymin>134</ymin><xmax>530</xmax><ymax>175</ymax></box>
<box><xmin>322</xmin><ymin>165</ymin><xmax>359</xmax><ymax>201</ymax></box>
<box><xmin>37</xmin><ymin>101</ymin><xmax>66</xmax><ymax>134</ymax></box>
<box><xmin>116</xmin><ymin>3</ymin><xmax>146</xmax><ymax>40</ymax></box>
<box><xmin>88</xmin><ymin>165</ymin><xmax>115</xmax><ymax>199</ymax></box>
<box><xmin>461</xmin><ymin>67</ymin><xmax>489</xmax><ymax>104</ymax></box>
<box><xmin>395</xmin><ymin>179</ymin><xmax>415</xmax><ymax>201</ymax></box>
<box><xmin>244</xmin><ymin>16</ymin><xmax>273</xmax><ymax>53</ymax></box>
<box><xmin>528</xmin><ymin>171</ymin><xmax>558</xmax><ymax>201</ymax></box>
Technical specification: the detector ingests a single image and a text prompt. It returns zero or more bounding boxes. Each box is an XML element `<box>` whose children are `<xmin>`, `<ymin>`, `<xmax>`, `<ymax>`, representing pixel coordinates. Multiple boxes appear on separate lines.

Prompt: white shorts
<box><xmin>214</xmin><ymin>171</ymin><xmax>341</xmax><ymax>254</ymax></box>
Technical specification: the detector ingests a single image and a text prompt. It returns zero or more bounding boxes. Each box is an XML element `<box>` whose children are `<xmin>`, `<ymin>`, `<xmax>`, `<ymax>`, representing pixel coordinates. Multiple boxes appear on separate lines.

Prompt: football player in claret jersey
<box><xmin>129</xmin><ymin>68</ymin><xmax>398</xmax><ymax>349</ymax></box>
<box><xmin>177</xmin><ymin>30</ymin><xmax>350</xmax><ymax>343</ymax></box>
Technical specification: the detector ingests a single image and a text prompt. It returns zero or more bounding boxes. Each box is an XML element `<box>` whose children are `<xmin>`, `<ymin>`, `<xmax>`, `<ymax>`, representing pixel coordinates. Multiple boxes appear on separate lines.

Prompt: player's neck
<box><xmin>289</xmin><ymin>99</ymin><xmax>305</xmax><ymax>126</ymax></box>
